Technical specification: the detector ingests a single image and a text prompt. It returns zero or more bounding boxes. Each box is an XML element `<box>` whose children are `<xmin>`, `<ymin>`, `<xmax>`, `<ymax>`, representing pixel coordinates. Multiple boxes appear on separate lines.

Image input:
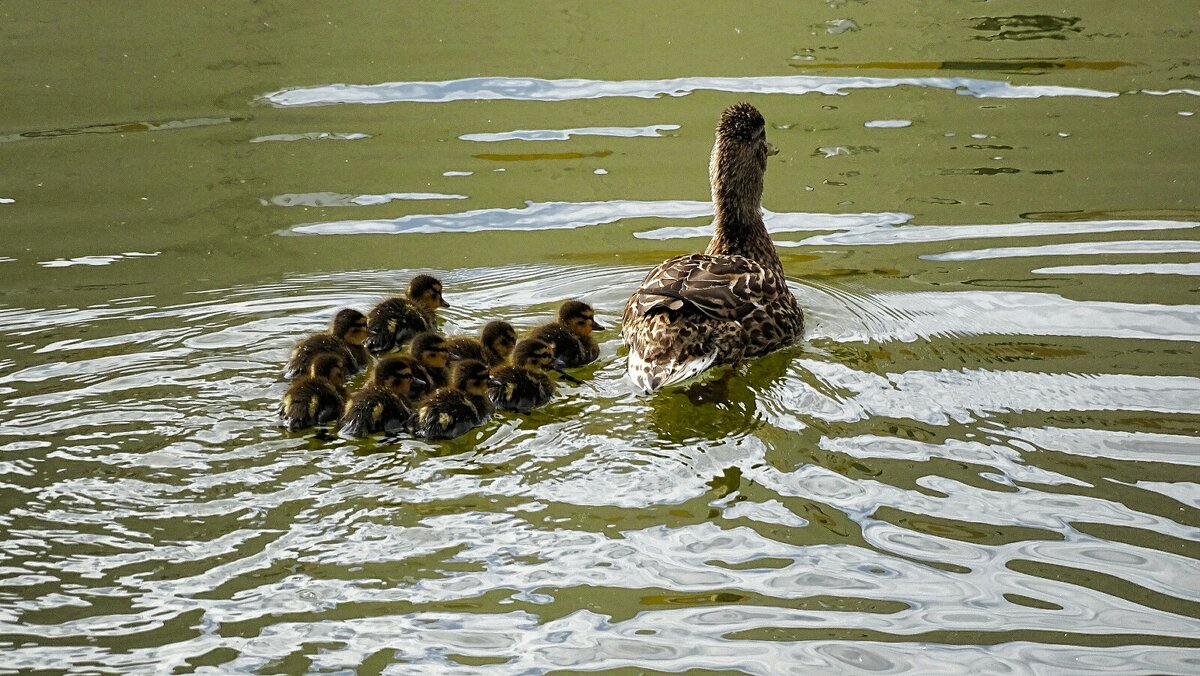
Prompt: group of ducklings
<box><xmin>277</xmin><ymin>274</ymin><xmax>604</xmax><ymax>440</ymax></box>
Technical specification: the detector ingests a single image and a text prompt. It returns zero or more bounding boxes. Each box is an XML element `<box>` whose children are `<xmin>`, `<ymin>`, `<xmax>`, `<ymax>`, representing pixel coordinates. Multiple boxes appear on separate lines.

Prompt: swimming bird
<box><xmin>283</xmin><ymin>308</ymin><xmax>370</xmax><ymax>379</ymax></box>
<box><xmin>447</xmin><ymin>320</ymin><xmax>518</xmax><ymax>367</ymax></box>
<box><xmin>622</xmin><ymin>102</ymin><xmax>804</xmax><ymax>393</ymax></box>
<box><xmin>338</xmin><ymin>354</ymin><xmax>422</xmax><ymax>438</ymax></box>
<box><xmin>528</xmin><ymin>300</ymin><xmax>604</xmax><ymax>368</ymax></box>
<box><xmin>278</xmin><ymin>353</ymin><xmax>347</xmax><ymax>431</ymax></box>
<box><xmin>412</xmin><ymin>359</ymin><xmax>496</xmax><ymax>440</ymax></box>
<box><xmin>407</xmin><ymin>331</ymin><xmax>451</xmax><ymax>400</ymax></box>
<box><xmin>488</xmin><ymin>337</ymin><xmax>562</xmax><ymax>413</ymax></box>
<box><xmin>364</xmin><ymin>275</ymin><xmax>447</xmax><ymax>355</ymax></box>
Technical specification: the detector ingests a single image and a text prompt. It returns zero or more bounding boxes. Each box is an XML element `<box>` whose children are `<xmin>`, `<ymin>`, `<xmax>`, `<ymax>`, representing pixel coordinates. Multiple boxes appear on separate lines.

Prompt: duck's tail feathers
<box><xmin>626</xmin><ymin>348</ymin><xmax>718</xmax><ymax>394</ymax></box>
<box><xmin>338</xmin><ymin>412</ymin><xmax>370</xmax><ymax>439</ymax></box>
<box><xmin>278</xmin><ymin>397</ymin><xmax>312</xmax><ymax>432</ymax></box>
<box><xmin>363</xmin><ymin>332</ymin><xmax>394</xmax><ymax>356</ymax></box>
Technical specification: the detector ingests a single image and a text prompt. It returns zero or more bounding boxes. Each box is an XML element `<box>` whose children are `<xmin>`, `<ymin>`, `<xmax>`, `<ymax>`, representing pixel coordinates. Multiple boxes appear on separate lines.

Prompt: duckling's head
<box><xmin>451</xmin><ymin>359</ymin><xmax>492</xmax><ymax>396</ymax></box>
<box><xmin>710</xmin><ymin>102</ymin><xmax>777</xmax><ymax>206</ymax></box>
<box><xmin>512</xmin><ymin>338</ymin><xmax>562</xmax><ymax>371</ymax></box>
<box><xmin>481</xmin><ymin>320</ymin><xmax>518</xmax><ymax>360</ymax></box>
<box><xmin>331</xmin><ymin>308</ymin><xmax>369</xmax><ymax>346</ymax></box>
<box><xmin>308</xmin><ymin>353</ymin><xmax>346</xmax><ymax>387</ymax></box>
<box><xmin>558</xmin><ymin>300</ymin><xmax>605</xmax><ymax>337</ymax></box>
<box><xmin>408</xmin><ymin>274</ymin><xmax>448</xmax><ymax>311</ymax></box>
<box><xmin>374</xmin><ymin>354</ymin><xmax>419</xmax><ymax>396</ymax></box>
<box><xmin>411</xmin><ymin>331</ymin><xmax>450</xmax><ymax>369</ymax></box>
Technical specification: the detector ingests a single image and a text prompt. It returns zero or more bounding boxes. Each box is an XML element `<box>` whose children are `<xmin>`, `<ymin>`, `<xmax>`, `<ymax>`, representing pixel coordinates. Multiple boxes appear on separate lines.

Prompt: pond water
<box><xmin>2</xmin><ymin>2</ymin><xmax>1198</xmax><ymax>673</ymax></box>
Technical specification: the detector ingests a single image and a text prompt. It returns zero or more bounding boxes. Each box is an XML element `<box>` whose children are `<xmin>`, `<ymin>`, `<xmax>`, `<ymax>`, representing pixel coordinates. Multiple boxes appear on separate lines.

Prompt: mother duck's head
<box><xmin>709</xmin><ymin>102</ymin><xmax>779</xmax><ymax>210</ymax></box>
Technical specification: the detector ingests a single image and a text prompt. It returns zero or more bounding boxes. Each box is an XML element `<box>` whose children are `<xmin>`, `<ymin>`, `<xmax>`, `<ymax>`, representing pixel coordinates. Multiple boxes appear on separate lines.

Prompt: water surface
<box><xmin>1</xmin><ymin>1</ymin><xmax>1198</xmax><ymax>673</ymax></box>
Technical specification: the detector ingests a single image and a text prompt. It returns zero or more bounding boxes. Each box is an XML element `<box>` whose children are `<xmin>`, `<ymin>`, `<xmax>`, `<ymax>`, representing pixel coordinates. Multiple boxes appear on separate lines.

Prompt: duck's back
<box><xmin>279</xmin><ymin>377</ymin><xmax>345</xmax><ymax>431</ymax></box>
<box><xmin>284</xmin><ymin>334</ymin><xmax>357</xmax><ymax>379</ymax></box>
<box><xmin>528</xmin><ymin>322</ymin><xmax>598</xmax><ymax>367</ymax></box>
<box><xmin>414</xmin><ymin>389</ymin><xmax>493</xmax><ymax>440</ymax></box>
<box><xmin>622</xmin><ymin>252</ymin><xmax>803</xmax><ymax>391</ymax></box>
<box><xmin>338</xmin><ymin>385</ymin><xmax>411</xmax><ymax>437</ymax></box>
<box><xmin>365</xmin><ymin>298</ymin><xmax>433</xmax><ymax>354</ymax></box>
<box><xmin>489</xmin><ymin>366</ymin><xmax>555</xmax><ymax>413</ymax></box>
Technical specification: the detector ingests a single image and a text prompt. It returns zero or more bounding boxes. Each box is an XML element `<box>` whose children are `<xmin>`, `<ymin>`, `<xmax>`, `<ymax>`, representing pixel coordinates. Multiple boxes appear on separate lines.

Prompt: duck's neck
<box><xmin>704</xmin><ymin>145</ymin><xmax>782</xmax><ymax>271</ymax></box>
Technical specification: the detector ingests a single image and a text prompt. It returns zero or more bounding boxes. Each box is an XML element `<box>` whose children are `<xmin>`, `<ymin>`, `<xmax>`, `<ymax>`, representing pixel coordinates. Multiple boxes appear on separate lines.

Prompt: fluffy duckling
<box><xmin>412</xmin><ymin>359</ymin><xmax>496</xmax><ymax>440</ymax></box>
<box><xmin>338</xmin><ymin>354</ymin><xmax>422</xmax><ymax>438</ymax></box>
<box><xmin>407</xmin><ymin>331</ymin><xmax>451</xmax><ymax>400</ymax></box>
<box><xmin>278</xmin><ymin>353</ymin><xmax>347</xmax><ymax>431</ymax></box>
<box><xmin>283</xmin><ymin>308</ymin><xmax>369</xmax><ymax>379</ymax></box>
<box><xmin>528</xmin><ymin>300</ymin><xmax>605</xmax><ymax>368</ymax></box>
<box><xmin>489</xmin><ymin>338</ymin><xmax>562</xmax><ymax>413</ymax></box>
<box><xmin>447</xmin><ymin>320</ymin><xmax>518</xmax><ymax>367</ymax></box>
<box><xmin>364</xmin><ymin>274</ymin><xmax>447</xmax><ymax>355</ymax></box>
<box><xmin>622</xmin><ymin>103</ymin><xmax>804</xmax><ymax>392</ymax></box>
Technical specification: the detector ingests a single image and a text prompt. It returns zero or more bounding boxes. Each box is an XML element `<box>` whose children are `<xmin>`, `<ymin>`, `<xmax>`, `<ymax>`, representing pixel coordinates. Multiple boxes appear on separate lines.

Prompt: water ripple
<box><xmin>261</xmin><ymin>75</ymin><xmax>1117</xmax><ymax>107</ymax></box>
<box><xmin>460</xmin><ymin>124</ymin><xmax>680</xmax><ymax>142</ymax></box>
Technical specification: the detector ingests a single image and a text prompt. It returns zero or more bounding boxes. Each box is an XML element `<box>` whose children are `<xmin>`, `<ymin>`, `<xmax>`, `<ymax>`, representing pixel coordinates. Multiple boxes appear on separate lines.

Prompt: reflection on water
<box><xmin>4</xmin><ymin>1</ymin><xmax>1199</xmax><ymax>672</ymax></box>
<box><xmin>1</xmin><ymin>248</ymin><xmax>1198</xmax><ymax>671</ymax></box>
<box><xmin>262</xmin><ymin>74</ymin><xmax>1118</xmax><ymax>107</ymax></box>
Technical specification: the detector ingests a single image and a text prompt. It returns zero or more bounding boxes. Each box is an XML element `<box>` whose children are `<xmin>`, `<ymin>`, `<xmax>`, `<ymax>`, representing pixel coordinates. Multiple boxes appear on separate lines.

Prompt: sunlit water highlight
<box><xmin>4</xmin><ymin>4</ymin><xmax>1199</xmax><ymax>670</ymax></box>
<box><xmin>1</xmin><ymin>245</ymin><xmax>1197</xmax><ymax>671</ymax></box>
<box><xmin>261</xmin><ymin>75</ymin><xmax>1119</xmax><ymax>107</ymax></box>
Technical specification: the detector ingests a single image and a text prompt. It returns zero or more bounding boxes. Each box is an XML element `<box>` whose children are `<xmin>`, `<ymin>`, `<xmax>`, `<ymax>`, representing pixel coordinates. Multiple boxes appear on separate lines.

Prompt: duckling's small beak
<box><xmin>439</xmin><ymin>297</ymin><xmax>451</xmax><ymax>309</ymax></box>
<box><xmin>412</xmin><ymin>376</ymin><xmax>427</xmax><ymax>387</ymax></box>
<box><xmin>487</xmin><ymin>377</ymin><xmax>503</xmax><ymax>388</ymax></box>
<box><xmin>591</xmin><ymin>318</ymin><xmax>606</xmax><ymax>331</ymax></box>
<box><xmin>766</xmin><ymin>143</ymin><xmax>779</xmax><ymax>157</ymax></box>
<box><xmin>550</xmin><ymin>357</ymin><xmax>566</xmax><ymax>370</ymax></box>
<box><xmin>448</xmin><ymin>352</ymin><xmax>462</xmax><ymax>361</ymax></box>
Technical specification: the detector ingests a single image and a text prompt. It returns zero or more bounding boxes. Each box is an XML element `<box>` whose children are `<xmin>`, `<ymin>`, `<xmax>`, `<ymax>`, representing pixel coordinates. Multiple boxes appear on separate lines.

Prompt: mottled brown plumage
<box><xmin>283</xmin><ymin>308</ymin><xmax>370</xmax><ymax>379</ymax></box>
<box><xmin>278</xmin><ymin>353</ymin><xmax>347</xmax><ymax>431</ymax></box>
<box><xmin>622</xmin><ymin>102</ymin><xmax>804</xmax><ymax>393</ymax></box>
<box><xmin>412</xmin><ymin>359</ymin><xmax>496</xmax><ymax>440</ymax></box>
<box><xmin>447</xmin><ymin>320</ymin><xmax>518</xmax><ymax>367</ymax></box>
<box><xmin>528</xmin><ymin>300</ymin><xmax>604</xmax><ymax>368</ymax></box>
<box><xmin>489</xmin><ymin>338</ymin><xmax>561</xmax><ymax>413</ymax></box>
<box><xmin>338</xmin><ymin>354</ymin><xmax>419</xmax><ymax>438</ymax></box>
<box><xmin>364</xmin><ymin>275</ymin><xmax>446</xmax><ymax>355</ymax></box>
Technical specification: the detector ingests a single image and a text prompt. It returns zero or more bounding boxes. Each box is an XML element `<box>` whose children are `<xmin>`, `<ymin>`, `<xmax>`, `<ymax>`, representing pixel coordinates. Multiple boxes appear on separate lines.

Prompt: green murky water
<box><xmin>2</xmin><ymin>2</ymin><xmax>1198</xmax><ymax>673</ymax></box>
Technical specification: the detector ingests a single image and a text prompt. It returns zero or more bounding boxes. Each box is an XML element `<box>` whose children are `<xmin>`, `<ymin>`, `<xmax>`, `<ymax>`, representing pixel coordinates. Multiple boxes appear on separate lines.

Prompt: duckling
<box><xmin>528</xmin><ymin>300</ymin><xmax>605</xmax><ymax>368</ymax></box>
<box><xmin>283</xmin><ymin>308</ymin><xmax>370</xmax><ymax>379</ymax></box>
<box><xmin>407</xmin><ymin>331</ymin><xmax>451</xmax><ymax>400</ymax></box>
<box><xmin>447</xmin><ymin>320</ymin><xmax>518</xmax><ymax>367</ymax></box>
<box><xmin>363</xmin><ymin>274</ymin><xmax>447</xmax><ymax>355</ymax></box>
<box><xmin>488</xmin><ymin>338</ymin><xmax>562</xmax><ymax>413</ymax></box>
<box><xmin>622</xmin><ymin>103</ymin><xmax>804</xmax><ymax>393</ymax></box>
<box><xmin>278</xmin><ymin>353</ymin><xmax>347</xmax><ymax>431</ymax></box>
<box><xmin>338</xmin><ymin>354</ymin><xmax>423</xmax><ymax>438</ymax></box>
<box><xmin>412</xmin><ymin>359</ymin><xmax>496</xmax><ymax>440</ymax></box>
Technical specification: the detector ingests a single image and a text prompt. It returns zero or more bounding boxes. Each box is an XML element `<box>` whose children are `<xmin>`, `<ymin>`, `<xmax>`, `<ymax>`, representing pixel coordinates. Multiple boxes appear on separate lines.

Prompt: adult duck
<box><xmin>621</xmin><ymin>103</ymin><xmax>803</xmax><ymax>393</ymax></box>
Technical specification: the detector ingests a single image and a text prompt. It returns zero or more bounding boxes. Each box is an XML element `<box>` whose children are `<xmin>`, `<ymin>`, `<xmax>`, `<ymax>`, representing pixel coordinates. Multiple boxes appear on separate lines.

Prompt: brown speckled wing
<box><xmin>627</xmin><ymin>253</ymin><xmax>773</xmax><ymax>323</ymax></box>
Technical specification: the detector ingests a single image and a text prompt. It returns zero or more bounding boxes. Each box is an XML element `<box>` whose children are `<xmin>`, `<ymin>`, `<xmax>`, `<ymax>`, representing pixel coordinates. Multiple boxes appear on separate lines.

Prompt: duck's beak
<box><xmin>766</xmin><ymin>143</ymin><xmax>779</xmax><ymax>157</ymax></box>
<box><xmin>550</xmin><ymin>357</ymin><xmax>566</xmax><ymax>370</ymax></box>
<box><xmin>488</xmin><ymin>377</ymin><xmax>504</xmax><ymax>388</ymax></box>
<box><xmin>591</xmin><ymin>318</ymin><xmax>606</xmax><ymax>331</ymax></box>
<box><xmin>411</xmin><ymin>376</ymin><xmax>427</xmax><ymax>387</ymax></box>
<box><xmin>439</xmin><ymin>297</ymin><xmax>451</xmax><ymax>309</ymax></box>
